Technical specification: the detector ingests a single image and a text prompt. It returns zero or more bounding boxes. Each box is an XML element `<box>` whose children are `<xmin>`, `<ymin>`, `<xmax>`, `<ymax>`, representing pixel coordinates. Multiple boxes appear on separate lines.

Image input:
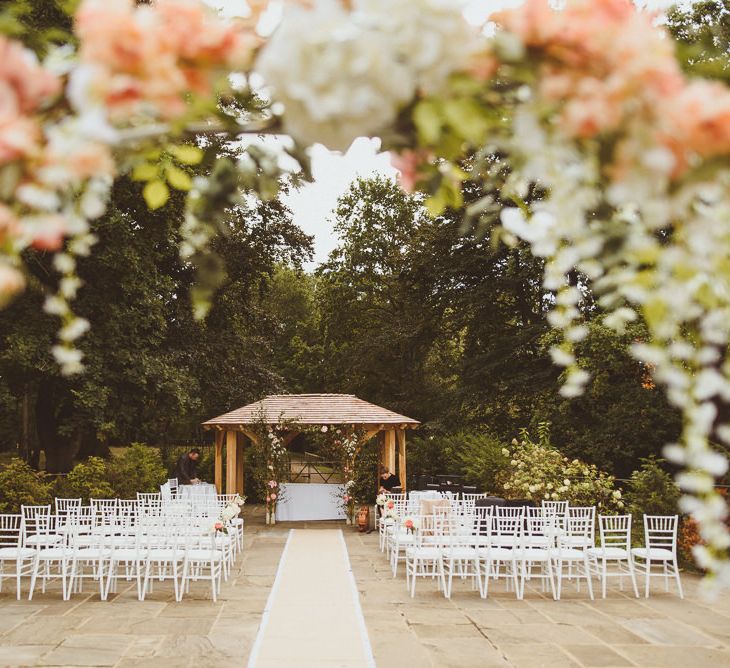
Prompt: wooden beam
<box><xmin>235</xmin><ymin>432</ymin><xmax>245</xmax><ymax>496</ymax></box>
<box><xmin>239</xmin><ymin>427</ymin><xmax>261</xmax><ymax>445</ymax></box>
<box><xmin>396</xmin><ymin>428</ymin><xmax>407</xmax><ymax>492</ymax></box>
<box><xmin>282</xmin><ymin>431</ymin><xmax>300</xmax><ymax>447</ymax></box>
<box><xmin>225</xmin><ymin>430</ymin><xmax>237</xmax><ymax>494</ymax></box>
<box><xmin>214</xmin><ymin>431</ymin><xmax>224</xmax><ymax>493</ymax></box>
<box><xmin>385</xmin><ymin>429</ymin><xmax>396</xmax><ymax>475</ymax></box>
<box><xmin>376</xmin><ymin>431</ymin><xmax>385</xmax><ymax>494</ymax></box>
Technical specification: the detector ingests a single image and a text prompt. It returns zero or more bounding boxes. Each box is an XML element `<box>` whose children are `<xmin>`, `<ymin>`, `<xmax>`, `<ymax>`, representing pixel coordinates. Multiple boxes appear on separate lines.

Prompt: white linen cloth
<box><xmin>276</xmin><ymin>483</ymin><xmax>346</xmax><ymax>521</ymax></box>
<box><xmin>178</xmin><ymin>482</ymin><xmax>217</xmax><ymax>500</ymax></box>
<box><xmin>409</xmin><ymin>490</ymin><xmax>443</xmax><ymax>503</ymax></box>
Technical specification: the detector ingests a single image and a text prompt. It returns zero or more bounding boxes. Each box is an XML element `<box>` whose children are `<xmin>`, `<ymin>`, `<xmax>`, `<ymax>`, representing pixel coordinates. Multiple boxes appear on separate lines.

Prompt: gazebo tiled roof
<box><xmin>202</xmin><ymin>393</ymin><xmax>419</xmax><ymax>428</ymax></box>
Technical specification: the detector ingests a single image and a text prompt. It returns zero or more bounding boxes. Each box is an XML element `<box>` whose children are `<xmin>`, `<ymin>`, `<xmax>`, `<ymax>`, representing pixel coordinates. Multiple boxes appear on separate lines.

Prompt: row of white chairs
<box><xmin>0</xmin><ymin>495</ymin><xmax>244</xmax><ymax>602</ymax></box>
<box><xmin>380</xmin><ymin>500</ymin><xmax>683</xmax><ymax>601</ymax></box>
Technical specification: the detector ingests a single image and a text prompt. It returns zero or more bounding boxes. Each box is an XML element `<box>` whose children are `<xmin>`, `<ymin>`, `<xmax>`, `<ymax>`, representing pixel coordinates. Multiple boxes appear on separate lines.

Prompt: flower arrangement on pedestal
<box><xmin>342</xmin><ymin>480</ymin><xmax>357</xmax><ymax>524</ymax></box>
<box><xmin>265</xmin><ymin>479</ymin><xmax>279</xmax><ymax>525</ymax></box>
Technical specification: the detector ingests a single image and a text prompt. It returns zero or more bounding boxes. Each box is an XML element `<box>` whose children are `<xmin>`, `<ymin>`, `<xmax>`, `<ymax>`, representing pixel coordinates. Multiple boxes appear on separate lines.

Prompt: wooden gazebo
<box><xmin>201</xmin><ymin>393</ymin><xmax>419</xmax><ymax>495</ymax></box>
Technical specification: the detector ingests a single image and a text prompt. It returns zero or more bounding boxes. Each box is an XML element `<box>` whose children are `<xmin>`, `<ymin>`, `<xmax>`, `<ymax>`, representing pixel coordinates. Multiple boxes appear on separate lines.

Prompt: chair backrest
<box><xmin>598</xmin><ymin>514</ymin><xmax>632</xmax><ymax>550</ymax></box>
<box><xmin>542</xmin><ymin>500</ymin><xmax>569</xmax><ymax>514</ymax></box>
<box><xmin>462</xmin><ymin>493</ymin><xmax>487</xmax><ymax>501</ymax></box>
<box><xmin>644</xmin><ymin>515</ymin><xmax>678</xmax><ymax>554</ymax></box>
<box><xmin>91</xmin><ymin>498</ymin><xmax>119</xmax><ymax>523</ymax></box>
<box><xmin>522</xmin><ymin>514</ymin><xmax>556</xmax><ymax>547</ymax></box>
<box><xmin>474</xmin><ymin>506</ymin><xmax>492</xmax><ymax>537</ymax></box>
<box><xmin>167</xmin><ymin>477</ymin><xmax>179</xmax><ymax>489</ymax></box>
<box><xmin>494</xmin><ymin>513</ymin><xmax>522</xmax><ymax>539</ymax></box>
<box><xmin>568</xmin><ymin>506</ymin><xmax>595</xmax><ymax>540</ymax></box>
<box><xmin>54</xmin><ymin>497</ymin><xmax>82</xmax><ymax>514</ymax></box>
<box><xmin>496</xmin><ymin>506</ymin><xmax>524</xmax><ymax>519</ymax></box>
<box><xmin>563</xmin><ymin>513</ymin><xmax>594</xmax><ymax>547</ymax></box>
<box><xmin>0</xmin><ymin>514</ymin><xmax>22</xmax><ymax>548</ymax></box>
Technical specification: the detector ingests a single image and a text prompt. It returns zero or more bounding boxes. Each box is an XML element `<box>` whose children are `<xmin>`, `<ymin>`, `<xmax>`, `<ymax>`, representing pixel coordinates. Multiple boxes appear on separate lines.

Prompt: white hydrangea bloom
<box><xmin>256</xmin><ymin>0</ymin><xmax>415</xmax><ymax>151</ymax></box>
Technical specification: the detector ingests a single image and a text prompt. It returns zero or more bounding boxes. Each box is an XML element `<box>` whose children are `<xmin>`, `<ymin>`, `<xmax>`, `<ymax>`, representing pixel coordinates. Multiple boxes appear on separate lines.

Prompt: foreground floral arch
<box><xmin>1</xmin><ymin>0</ymin><xmax>729</xmax><ymax>589</ymax></box>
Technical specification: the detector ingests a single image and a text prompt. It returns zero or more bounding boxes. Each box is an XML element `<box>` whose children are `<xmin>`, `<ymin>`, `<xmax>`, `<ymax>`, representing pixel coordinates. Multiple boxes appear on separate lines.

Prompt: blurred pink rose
<box><xmin>391</xmin><ymin>150</ymin><xmax>426</xmax><ymax>193</ymax></box>
<box><xmin>665</xmin><ymin>80</ymin><xmax>730</xmax><ymax>165</ymax></box>
<box><xmin>75</xmin><ymin>0</ymin><xmax>258</xmax><ymax>121</ymax></box>
<box><xmin>27</xmin><ymin>214</ymin><xmax>67</xmax><ymax>252</ymax></box>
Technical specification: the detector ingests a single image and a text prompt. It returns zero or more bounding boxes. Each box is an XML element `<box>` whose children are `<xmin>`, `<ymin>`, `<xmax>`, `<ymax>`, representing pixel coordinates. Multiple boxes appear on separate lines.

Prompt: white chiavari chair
<box><xmin>21</xmin><ymin>505</ymin><xmax>61</xmax><ymax>549</ymax></box>
<box><xmin>404</xmin><ymin>514</ymin><xmax>444</xmax><ymax>598</ymax></box>
<box><xmin>0</xmin><ymin>514</ymin><xmax>34</xmax><ymax>599</ymax></box>
<box><xmin>180</xmin><ymin>524</ymin><xmax>224</xmax><ymax>602</ymax></box>
<box><xmin>476</xmin><ymin>513</ymin><xmax>519</xmax><ymax>598</ymax></box>
<box><xmin>492</xmin><ymin>506</ymin><xmax>524</xmax><ymax>548</ymax></box>
<box><xmin>587</xmin><ymin>514</ymin><xmax>639</xmax><ymax>598</ymax></box>
<box><xmin>439</xmin><ymin>513</ymin><xmax>480</xmax><ymax>598</ymax></box>
<box><xmin>551</xmin><ymin>513</ymin><xmax>594</xmax><ymax>600</ymax></box>
<box><xmin>631</xmin><ymin>515</ymin><xmax>683</xmax><ymax>599</ymax></box>
<box><xmin>515</xmin><ymin>514</ymin><xmax>556</xmax><ymax>600</ymax></box>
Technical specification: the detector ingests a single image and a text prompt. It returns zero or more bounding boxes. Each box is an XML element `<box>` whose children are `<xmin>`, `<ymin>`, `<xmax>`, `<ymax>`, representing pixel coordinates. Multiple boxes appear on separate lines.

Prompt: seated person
<box><xmin>379</xmin><ymin>467</ymin><xmax>401</xmax><ymax>493</ymax></box>
<box><xmin>173</xmin><ymin>448</ymin><xmax>201</xmax><ymax>485</ymax></box>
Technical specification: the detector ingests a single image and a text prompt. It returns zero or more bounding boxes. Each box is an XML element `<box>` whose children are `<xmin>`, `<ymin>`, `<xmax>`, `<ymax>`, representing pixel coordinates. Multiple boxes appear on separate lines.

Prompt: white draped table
<box><xmin>276</xmin><ymin>483</ymin><xmax>346</xmax><ymax>521</ymax></box>
<box><xmin>178</xmin><ymin>482</ymin><xmax>217</xmax><ymax>500</ymax></box>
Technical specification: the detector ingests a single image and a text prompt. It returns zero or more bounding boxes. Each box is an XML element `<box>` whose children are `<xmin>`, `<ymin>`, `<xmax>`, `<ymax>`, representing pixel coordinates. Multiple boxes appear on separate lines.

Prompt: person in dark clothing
<box><xmin>173</xmin><ymin>448</ymin><xmax>201</xmax><ymax>485</ymax></box>
<box><xmin>379</xmin><ymin>467</ymin><xmax>401</xmax><ymax>493</ymax></box>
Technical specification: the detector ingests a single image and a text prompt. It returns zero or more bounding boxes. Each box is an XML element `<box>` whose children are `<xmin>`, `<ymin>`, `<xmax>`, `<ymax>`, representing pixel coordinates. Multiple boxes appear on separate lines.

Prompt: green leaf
<box><xmin>131</xmin><ymin>163</ymin><xmax>159</xmax><ymax>182</ymax></box>
<box><xmin>169</xmin><ymin>145</ymin><xmax>204</xmax><ymax>165</ymax></box>
<box><xmin>413</xmin><ymin>100</ymin><xmax>443</xmax><ymax>146</ymax></box>
<box><xmin>443</xmin><ymin>98</ymin><xmax>490</xmax><ymax>145</ymax></box>
<box><xmin>143</xmin><ymin>180</ymin><xmax>170</xmax><ymax>210</ymax></box>
<box><xmin>165</xmin><ymin>165</ymin><xmax>193</xmax><ymax>191</ymax></box>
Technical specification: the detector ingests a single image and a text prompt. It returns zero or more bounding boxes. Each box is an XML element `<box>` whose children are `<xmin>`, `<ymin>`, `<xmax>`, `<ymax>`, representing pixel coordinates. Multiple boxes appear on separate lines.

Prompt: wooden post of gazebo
<box><xmin>396</xmin><ymin>428</ymin><xmax>407</xmax><ymax>492</ymax></box>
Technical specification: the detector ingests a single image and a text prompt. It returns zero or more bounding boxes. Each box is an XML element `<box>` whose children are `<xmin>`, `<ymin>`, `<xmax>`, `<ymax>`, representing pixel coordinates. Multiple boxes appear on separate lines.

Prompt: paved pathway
<box><xmin>249</xmin><ymin>529</ymin><xmax>374</xmax><ymax>668</ymax></box>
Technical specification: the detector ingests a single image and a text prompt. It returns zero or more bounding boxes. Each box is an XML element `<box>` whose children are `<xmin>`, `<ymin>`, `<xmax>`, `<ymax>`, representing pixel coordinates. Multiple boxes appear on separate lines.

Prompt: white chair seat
<box><xmin>516</xmin><ymin>548</ymin><xmax>551</xmax><ymax>561</ymax></box>
<box><xmin>109</xmin><ymin>549</ymin><xmax>145</xmax><ymax>561</ymax></box>
<box><xmin>559</xmin><ymin>536</ymin><xmax>592</xmax><ymax>548</ymax></box>
<box><xmin>34</xmin><ymin>548</ymin><xmax>68</xmax><ymax>559</ymax></box>
<box><xmin>406</xmin><ymin>546</ymin><xmax>441</xmax><ymax>559</ymax></box>
<box><xmin>0</xmin><ymin>547</ymin><xmax>35</xmax><ymax>559</ymax></box>
<box><xmin>587</xmin><ymin>547</ymin><xmax>629</xmax><ymax>559</ymax></box>
<box><xmin>631</xmin><ymin>547</ymin><xmax>674</xmax><ymax>560</ymax></box>
<box><xmin>492</xmin><ymin>536</ymin><xmax>520</xmax><ymax>547</ymax></box>
<box><xmin>443</xmin><ymin>547</ymin><xmax>478</xmax><ymax>560</ymax></box>
<box><xmin>477</xmin><ymin>546</ymin><xmax>515</xmax><ymax>560</ymax></box>
<box><xmin>549</xmin><ymin>547</ymin><xmax>585</xmax><ymax>561</ymax></box>
<box><xmin>74</xmin><ymin>548</ymin><xmax>109</xmax><ymax>559</ymax></box>
<box><xmin>26</xmin><ymin>535</ymin><xmax>62</xmax><ymax>546</ymax></box>
<box><xmin>185</xmin><ymin>549</ymin><xmax>223</xmax><ymax>561</ymax></box>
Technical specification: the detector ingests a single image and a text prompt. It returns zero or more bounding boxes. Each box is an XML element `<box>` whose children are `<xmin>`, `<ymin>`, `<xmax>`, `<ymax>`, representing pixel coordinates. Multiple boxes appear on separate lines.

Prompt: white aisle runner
<box><xmin>248</xmin><ymin>529</ymin><xmax>376</xmax><ymax>668</ymax></box>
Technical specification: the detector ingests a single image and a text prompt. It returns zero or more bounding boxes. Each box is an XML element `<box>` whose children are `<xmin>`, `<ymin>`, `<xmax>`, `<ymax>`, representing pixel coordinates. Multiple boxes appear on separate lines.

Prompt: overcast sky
<box><xmin>211</xmin><ymin>0</ymin><xmax>683</xmax><ymax>267</ymax></box>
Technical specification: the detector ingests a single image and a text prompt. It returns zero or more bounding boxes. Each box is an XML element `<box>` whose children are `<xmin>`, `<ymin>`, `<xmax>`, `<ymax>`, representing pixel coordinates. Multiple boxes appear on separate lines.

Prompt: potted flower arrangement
<box><xmin>266</xmin><ymin>480</ymin><xmax>280</xmax><ymax>525</ymax></box>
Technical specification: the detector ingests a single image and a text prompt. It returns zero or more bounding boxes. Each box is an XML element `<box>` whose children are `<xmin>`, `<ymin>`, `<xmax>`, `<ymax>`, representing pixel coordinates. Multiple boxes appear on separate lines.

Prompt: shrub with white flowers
<box><xmin>499</xmin><ymin>425</ymin><xmax>623</xmax><ymax>513</ymax></box>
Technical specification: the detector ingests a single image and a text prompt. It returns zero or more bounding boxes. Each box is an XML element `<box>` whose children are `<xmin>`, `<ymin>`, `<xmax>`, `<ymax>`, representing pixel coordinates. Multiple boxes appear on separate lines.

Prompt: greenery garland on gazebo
<box><xmin>247</xmin><ymin>418</ymin><xmax>367</xmax><ymax>523</ymax></box>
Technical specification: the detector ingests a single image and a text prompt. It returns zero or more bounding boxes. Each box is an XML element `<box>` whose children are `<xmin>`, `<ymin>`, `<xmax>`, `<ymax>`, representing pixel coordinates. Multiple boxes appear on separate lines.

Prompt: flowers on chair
<box><xmin>376</xmin><ymin>493</ymin><xmax>388</xmax><ymax>507</ymax></box>
<box><xmin>403</xmin><ymin>516</ymin><xmax>419</xmax><ymax>534</ymax></box>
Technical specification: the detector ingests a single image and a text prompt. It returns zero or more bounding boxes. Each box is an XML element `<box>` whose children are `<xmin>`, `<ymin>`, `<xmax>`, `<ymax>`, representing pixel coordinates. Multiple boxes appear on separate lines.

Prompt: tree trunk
<box><xmin>35</xmin><ymin>381</ymin><xmax>77</xmax><ymax>472</ymax></box>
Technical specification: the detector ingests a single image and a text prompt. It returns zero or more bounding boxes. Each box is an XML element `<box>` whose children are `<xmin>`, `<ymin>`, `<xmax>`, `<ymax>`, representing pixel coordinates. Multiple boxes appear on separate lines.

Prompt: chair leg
<box><xmin>674</xmin><ymin>559</ymin><xmax>684</xmax><ymax>599</ymax></box>
<box><xmin>645</xmin><ymin>559</ymin><xmax>651</xmax><ymax>598</ymax></box>
<box><xmin>627</xmin><ymin>557</ymin><xmax>639</xmax><ymax>598</ymax></box>
<box><xmin>584</xmin><ymin>555</ymin><xmax>594</xmax><ymax>600</ymax></box>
